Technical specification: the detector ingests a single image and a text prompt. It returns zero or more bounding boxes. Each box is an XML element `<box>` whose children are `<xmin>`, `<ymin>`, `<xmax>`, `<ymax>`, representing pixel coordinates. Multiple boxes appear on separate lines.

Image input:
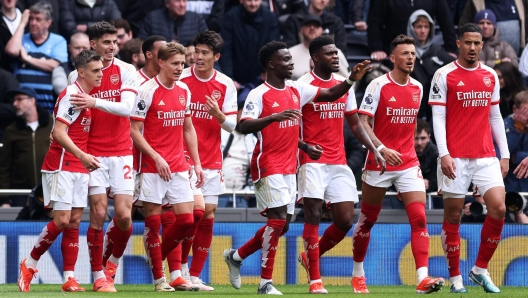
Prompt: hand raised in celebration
<box><xmin>349</xmin><ymin>60</ymin><xmax>373</xmax><ymax>81</ymax></box>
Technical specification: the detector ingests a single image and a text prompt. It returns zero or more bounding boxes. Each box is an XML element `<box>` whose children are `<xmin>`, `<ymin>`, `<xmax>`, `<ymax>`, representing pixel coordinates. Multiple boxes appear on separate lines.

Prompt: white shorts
<box><xmin>254</xmin><ymin>174</ymin><xmax>296</xmax><ymax>216</ymax></box>
<box><xmin>297</xmin><ymin>163</ymin><xmax>359</xmax><ymax>206</ymax></box>
<box><xmin>190</xmin><ymin>168</ymin><xmax>226</xmax><ymax>203</ymax></box>
<box><xmin>133</xmin><ymin>172</ymin><xmax>194</xmax><ymax>207</ymax></box>
<box><xmin>42</xmin><ymin>172</ymin><xmax>89</xmax><ymax>210</ymax></box>
<box><xmin>362</xmin><ymin>166</ymin><xmax>426</xmax><ymax>194</ymax></box>
<box><xmin>438</xmin><ymin>157</ymin><xmax>504</xmax><ymax>198</ymax></box>
<box><xmin>88</xmin><ymin>155</ymin><xmax>134</xmax><ymax>196</ymax></box>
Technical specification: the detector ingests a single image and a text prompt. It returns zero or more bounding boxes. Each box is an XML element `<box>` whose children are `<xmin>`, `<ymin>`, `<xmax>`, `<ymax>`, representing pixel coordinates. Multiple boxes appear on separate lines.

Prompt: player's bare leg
<box><xmin>61</xmin><ymin>207</ymin><xmax>86</xmax><ymax>292</ymax></box>
<box><xmin>468</xmin><ymin>186</ymin><xmax>505</xmax><ymax>293</ymax></box>
<box><xmin>400</xmin><ymin>191</ymin><xmax>443</xmax><ymax>293</ymax></box>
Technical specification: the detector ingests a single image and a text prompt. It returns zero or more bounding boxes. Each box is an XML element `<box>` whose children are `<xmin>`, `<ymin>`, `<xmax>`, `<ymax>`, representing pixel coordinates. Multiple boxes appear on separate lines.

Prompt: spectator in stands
<box><xmin>138</xmin><ymin>0</ymin><xmax>207</xmax><ymax>47</ymax></box>
<box><xmin>407</xmin><ymin>9</ymin><xmax>455</xmax><ymax>120</ymax></box>
<box><xmin>1</xmin><ymin>0</ymin><xmax>22</xmax><ymax>72</ymax></box>
<box><xmin>5</xmin><ymin>1</ymin><xmax>67</xmax><ymax>113</ymax></box>
<box><xmin>113</xmin><ymin>19</ymin><xmax>132</xmax><ymax>52</ymax></box>
<box><xmin>185</xmin><ymin>43</ymin><xmax>195</xmax><ymax>67</ymax></box>
<box><xmin>459</xmin><ymin>0</ymin><xmax>525</xmax><ymax>54</ymax></box>
<box><xmin>367</xmin><ymin>0</ymin><xmax>457</xmax><ymax>62</ymax></box>
<box><xmin>119</xmin><ymin>38</ymin><xmax>144</xmax><ymax>70</ymax></box>
<box><xmin>59</xmin><ymin>0</ymin><xmax>121</xmax><ymax>40</ymax></box>
<box><xmin>0</xmin><ymin>63</ymin><xmax>19</xmax><ymax>143</ymax></box>
<box><xmin>446</xmin><ymin>0</ymin><xmax>468</xmax><ymax>25</ymax></box>
<box><xmin>415</xmin><ymin>119</ymin><xmax>438</xmax><ymax>193</ymax></box>
<box><xmin>114</xmin><ymin>0</ymin><xmax>164</xmax><ymax>36</ymax></box>
<box><xmin>51</xmin><ymin>32</ymin><xmax>90</xmax><ymax>94</ymax></box>
<box><xmin>17</xmin><ymin>0</ymin><xmax>60</xmax><ymax>34</ymax></box>
<box><xmin>288</xmin><ymin>14</ymin><xmax>349</xmax><ymax>80</ymax></box>
<box><xmin>260</xmin><ymin>0</ymin><xmax>306</xmax><ymax>23</ymax></box>
<box><xmin>474</xmin><ymin>9</ymin><xmax>518</xmax><ymax>68</ymax></box>
<box><xmin>494</xmin><ymin>62</ymin><xmax>526</xmax><ymax>118</ymax></box>
<box><xmin>220</xmin><ymin>0</ymin><xmax>279</xmax><ymax>88</ymax></box>
<box><xmin>187</xmin><ymin>0</ymin><xmax>224</xmax><ymax>32</ymax></box>
<box><xmin>350</xmin><ymin>0</ymin><xmax>368</xmax><ymax>31</ymax></box>
<box><xmin>0</xmin><ymin>86</ymin><xmax>52</xmax><ymax>207</ymax></box>
<box><xmin>283</xmin><ymin>0</ymin><xmax>346</xmax><ymax>54</ymax></box>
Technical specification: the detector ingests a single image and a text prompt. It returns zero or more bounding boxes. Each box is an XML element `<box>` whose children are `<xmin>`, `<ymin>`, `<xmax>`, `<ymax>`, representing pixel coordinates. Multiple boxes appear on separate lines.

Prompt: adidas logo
<box><xmin>159</xmin><ymin>100</ymin><xmax>165</xmax><ymax>106</ymax></box>
<box><xmin>389</xmin><ymin>96</ymin><xmax>396</xmax><ymax>102</ymax></box>
<box><xmin>457</xmin><ymin>81</ymin><xmax>465</xmax><ymax>86</ymax></box>
<box><xmin>272</xmin><ymin>102</ymin><xmax>279</xmax><ymax>107</ymax></box>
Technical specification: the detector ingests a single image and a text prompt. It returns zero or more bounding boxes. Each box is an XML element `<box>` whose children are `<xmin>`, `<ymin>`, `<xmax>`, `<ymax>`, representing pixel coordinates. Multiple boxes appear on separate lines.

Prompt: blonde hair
<box><xmin>158</xmin><ymin>42</ymin><xmax>187</xmax><ymax>61</ymax></box>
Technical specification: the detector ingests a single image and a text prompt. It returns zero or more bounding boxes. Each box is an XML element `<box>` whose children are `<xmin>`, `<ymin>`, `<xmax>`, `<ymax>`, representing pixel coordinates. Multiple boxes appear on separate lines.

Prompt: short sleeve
<box><xmin>130</xmin><ymin>85</ymin><xmax>153</xmax><ymax>121</ymax></box>
<box><xmin>121</xmin><ymin>64</ymin><xmax>139</xmax><ymax>94</ymax></box>
<box><xmin>221</xmin><ymin>78</ymin><xmax>238</xmax><ymax>115</ymax></box>
<box><xmin>344</xmin><ymin>91</ymin><xmax>358</xmax><ymax>115</ymax></box>
<box><xmin>491</xmin><ymin>70</ymin><xmax>500</xmax><ymax>104</ymax></box>
<box><xmin>358</xmin><ymin>80</ymin><xmax>382</xmax><ymax>117</ymax></box>
<box><xmin>68</xmin><ymin>70</ymin><xmax>78</xmax><ymax>85</ymax></box>
<box><xmin>180</xmin><ymin>82</ymin><xmax>192</xmax><ymax>116</ymax></box>
<box><xmin>240</xmin><ymin>89</ymin><xmax>263</xmax><ymax>120</ymax></box>
<box><xmin>429</xmin><ymin>70</ymin><xmax>448</xmax><ymax>106</ymax></box>
<box><xmin>290</xmin><ymin>80</ymin><xmax>320</xmax><ymax>106</ymax></box>
<box><xmin>56</xmin><ymin>91</ymin><xmax>82</xmax><ymax>125</ymax></box>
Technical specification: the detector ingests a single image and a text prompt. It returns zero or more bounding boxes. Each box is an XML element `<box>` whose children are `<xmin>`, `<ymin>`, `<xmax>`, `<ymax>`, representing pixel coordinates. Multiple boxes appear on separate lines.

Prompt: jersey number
<box><xmin>124</xmin><ymin>165</ymin><xmax>133</xmax><ymax>179</ymax></box>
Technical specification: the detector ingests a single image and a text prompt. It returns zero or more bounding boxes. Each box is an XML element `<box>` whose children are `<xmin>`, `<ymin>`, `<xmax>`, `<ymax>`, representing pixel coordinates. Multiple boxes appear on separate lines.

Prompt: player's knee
<box><xmin>489</xmin><ymin>204</ymin><xmax>506</xmax><ymax>220</ymax></box>
<box><xmin>179</xmin><ymin>214</ymin><xmax>194</xmax><ymax>230</ymax></box>
<box><xmin>445</xmin><ymin>209</ymin><xmax>462</xmax><ymax>224</ymax></box>
<box><xmin>335</xmin><ymin>217</ymin><xmax>353</xmax><ymax>232</ymax></box>
<box><xmin>90</xmin><ymin>209</ymin><xmax>107</xmax><ymax>227</ymax></box>
<box><xmin>115</xmin><ymin>214</ymin><xmax>131</xmax><ymax>228</ymax></box>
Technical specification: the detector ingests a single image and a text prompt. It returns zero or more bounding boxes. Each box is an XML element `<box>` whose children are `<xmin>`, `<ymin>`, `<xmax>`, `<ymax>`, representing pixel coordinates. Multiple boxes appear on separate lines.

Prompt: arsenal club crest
<box><xmin>179</xmin><ymin>95</ymin><xmax>186</xmax><ymax>106</ymax></box>
<box><xmin>412</xmin><ymin>92</ymin><xmax>419</xmax><ymax>103</ymax></box>
<box><xmin>110</xmin><ymin>74</ymin><xmax>120</xmax><ymax>85</ymax></box>
<box><xmin>483</xmin><ymin>77</ymin><xmax>491</xmax><ymax>87</ymax></box>
<box><xmin>211</xmin><ymin>90</ymin><xmax>221</xmax><ymax>100</ymax></box>
<box><xmin>292</xmin><ymin>94</ymin><xmax>299</xmax><ymax>104</ymax></box>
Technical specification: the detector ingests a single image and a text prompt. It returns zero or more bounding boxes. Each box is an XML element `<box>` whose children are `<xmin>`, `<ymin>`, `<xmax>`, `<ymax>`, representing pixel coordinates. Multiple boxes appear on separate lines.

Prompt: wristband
<box><xmin>376</xmin><ymin>144</ymin><xmax>385</xmax><ymax>151</ymax></box>
<box><xmin>302</xmin><ymin>143</ymin><xmax>309</xmax><ymax>152</ymax></box>
<box><xmin>346</xmin><ymin>78</ymin><xmax>355</xmax><ymax>85</ymax></box>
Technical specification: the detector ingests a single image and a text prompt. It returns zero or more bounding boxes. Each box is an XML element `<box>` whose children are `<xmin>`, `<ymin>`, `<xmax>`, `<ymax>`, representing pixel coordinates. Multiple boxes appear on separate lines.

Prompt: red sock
<box><xmin>87</xmin><ymin>227</ymin><xmax>104</xmax><ymax>272</ymax></box>
<box><xmin>406</xmin><ymin>202</ymin><xmax>429</xmax><ymax>269</ymax></box>
<box><xmin>261</xmin><ymin>219</ymin><xmax>285</xmax><ymax>279</ymax></box>
<box><xmin>161</xmin><ymin>213</ymin><xmax>194</xmax><ymax>260</ymax></box>
<box><xmin>441</xmin><ymin>221</ymin><xmax>461</xmax><ymax>277</ymax></box>
<box><xmin>144</xmin><ymin>215</ymin><xmax>163</xmax><ymax>279</ymax></box>
<box><xmin>189</xmin><ymin>217</ymin><xmax>213</xmax><ymax>277</ymax></box>
<box><xmin>238</xmin><ymin>226</ymin><xmax>266</xmax><ymax>259</ymax></box>
<box><xmin>61</xmin><ymin>228</ymin><xmax>79</xmax><ymax>271</ymax></box>
<box><xmin>112</xmin><ymin>224</ymin><xmax>132</xmax><ymax>259</ymax></box>
<box><xmin>102</xmin><ymin>218</ymin><xmax>116</xmax><ymax>266</ymax></box>
<box><xmin>182</xmin><ymin>209</ymin><xmax>204</xmax><ymax>264</ymax></box>
<box><xmin>319</xmin><ymin>223</ymin><xmax>347</xmax><ymax>256</ymax></box>
<box><xmin>352</xmin><ymin>202</ymin><xmax>382</xmax><ymax>262</ymax></box>
<box><xmin>475</xmin><ymin>216</ymin><xmax>504</xmax><ymax>269</ymax></box>
<box><xmin>30</xmin><ymin>221</ymin><xmax>62</xmax><ymax>261</ymax></box>
<box><xmin>161</xmin><ymin>212</ymin><xmax>181</xmax><ymax>272</ymax></box>
<box><xmin>303</xmin><ymin>223</ymin><xmax>320</xmax><ymax>281</ymax></box>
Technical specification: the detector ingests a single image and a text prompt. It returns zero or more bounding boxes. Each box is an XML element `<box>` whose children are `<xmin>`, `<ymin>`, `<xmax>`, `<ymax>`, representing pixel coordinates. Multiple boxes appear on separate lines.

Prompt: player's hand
<box><xmin>306</xmin><ymin>144</ymin><xmax>323</xmax><ymax>160</ymax></box>
<box><xmin>424</xmin><ymin>178</ymin><xmax>430</xmax><ymax>190</ymax></box>
<box><xmin>373</xmin><ymin>150</ymin><xmax>386</xmax><ymax>175</ymax></box>
<box><xmin>204</xmin><ymin>95</ymin><xmax>222</xmax><ymax>118</ymax></box>
<box><xmin>379</xmin><ymin>147</ymin><xmax>402</xmax><ymax>167</ymax></box>
<box><xmin>349</xmin><ymin>60</ymin><xmax>372</xmax><ymax>82</ymax></box>
<box><xmin>440</xmin><ymin>155</ymin><xmax>456</xmax><ymax>180</ymax></box>
<box><xmin>154</xmin><ymin>154</ymin><xmax>171</xmax><ymax>182</ymax></box>
<box><xmin>499</xmin><ymin>158</ymin><xmax>509</xmax><ymax>179</ymax></box>
<box><xmin>513</xmin><ymin>157</ymin><xmax>528</xmax><ymax>178</ymax></box>
<box><xmin>70</xmin><ymin>93</ymin><xmax>96</xmax><ymax>109</ymax></box>
<box><xmin>193</xmin><ymin>164</ymin><xmax>205</xmax><ymax>188</ymax></box>
<box><xmin>80</xmin><ymin>153</ymin><xmax>100</xmax><ymax>172</ymax></box>
<box><xmin>370</xmin><ymin>51</ymin><xmax>387</xmax><ymax>61</ymax></box>
<box><xmin>515</xmin><ymin>106</ymin><xmax>528</xmax><ymax>124</ymax></box>
<box><xmin>271</xmin><ymin>109</ymin><xmax>302</xmax><ymax>122</ymax></box>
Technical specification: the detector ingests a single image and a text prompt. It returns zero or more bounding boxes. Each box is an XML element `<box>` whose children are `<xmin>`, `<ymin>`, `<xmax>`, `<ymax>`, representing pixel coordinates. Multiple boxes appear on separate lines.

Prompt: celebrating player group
<box><xmin>17</xmin><ymin>19</ymin><xmax>509</xmax><ymax>295</ymax></box>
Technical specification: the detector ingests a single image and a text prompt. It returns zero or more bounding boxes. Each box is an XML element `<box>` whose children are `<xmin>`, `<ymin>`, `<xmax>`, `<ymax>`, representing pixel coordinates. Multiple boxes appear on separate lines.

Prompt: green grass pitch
<box><xmin>2</xmin><ymin>284</ymin><xmax>528</xmax><ymax>297</ymax></box>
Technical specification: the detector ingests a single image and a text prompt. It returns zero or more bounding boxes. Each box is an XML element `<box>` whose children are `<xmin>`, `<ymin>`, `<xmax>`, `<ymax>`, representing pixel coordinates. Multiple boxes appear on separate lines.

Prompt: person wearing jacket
<box><xmin>59</xmin><ymin>0</ymin><xmax>122</xmax><ymax>40</ymax></box>
<box><xmin>0</xmin><ymin>86</ymin><xmax>52</xmax><ymax>207</ymax></box>
<box><xmin>407</xmin><ymin>9</ymin><xmax>455</xmax><ymax>120</ymax></box>
<box><xmin>503</xmin><ymin>90</ymin><xmax>528</xmax><ymax>192</ymax></box>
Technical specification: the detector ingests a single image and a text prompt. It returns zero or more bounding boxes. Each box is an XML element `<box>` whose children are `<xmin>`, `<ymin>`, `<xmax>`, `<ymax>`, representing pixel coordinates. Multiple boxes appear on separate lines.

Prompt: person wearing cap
<box><xmin>288</xmin><ymin>14</ymin><xmax>349</xmax><ymax>80</ymax></box>
<box><xmin>0</xmin><ymin>86</ymin><xmax>52</xmax><ymax>207</ymax></box>
<box><xmin>475</xmin><ymin>9</ymin><xmax>518</xmax><ymax>68</ymax></box>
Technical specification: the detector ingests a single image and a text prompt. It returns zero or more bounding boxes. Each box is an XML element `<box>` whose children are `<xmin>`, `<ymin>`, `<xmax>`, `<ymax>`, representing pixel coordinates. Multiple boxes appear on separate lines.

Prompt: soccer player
<box><xmin>429</xmin><ymin>23</ymin><xmax>509</xmax><ymax>293</ymax></box>
<box><xmin>68</xmin><ymin>21</ymin><xmax>138</xmax><ymax>292</ymax></box>
<box><xmin>130</xmin><ymin>42</ymin><xmax>204</xmax><ymax>292</ymax></box>
<box><xmin>295</xmin><ymin>35</ymin><xmax>385</xmax><ymax>294</ymax></box>
<box><xmin>178</xmin><ymin>30</ymin><xmax>238</xmax><ymax>291</ymax></box>
<box><xmin>17</xmin><ymin>50</ymin><xmax>102</xmax><ymax>292</ymax></box>
<box><xmin>222</xmin><ymin>41</ymin><xmax>371</xmax><ymax>294</ymax></box>
<box><xmin>354</xmin><ymin>34</ymin><xmax>444</xmax><ymax>294</ymax></box>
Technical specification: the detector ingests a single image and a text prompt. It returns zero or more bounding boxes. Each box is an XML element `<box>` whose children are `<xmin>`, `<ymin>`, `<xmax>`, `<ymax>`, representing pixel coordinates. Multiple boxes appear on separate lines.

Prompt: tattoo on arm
<box><xmin>358</xmin><ymin>114</ymin><xmax>383</xmax><ymax>148</ymax></box>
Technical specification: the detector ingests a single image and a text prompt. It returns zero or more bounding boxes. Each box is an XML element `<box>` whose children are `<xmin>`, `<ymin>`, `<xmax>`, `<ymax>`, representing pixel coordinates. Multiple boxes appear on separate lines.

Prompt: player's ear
<box><xmin>456</xmin><ymin>39</ymin><xmax>460</xmax><ymax>49</ymax></box>
<box><xmin>214</xmin><ymin>53</ymin><xmax>221</xmax><ymax>62</ymax></box>
<box><xmin>389</xmin><ymin>53</ymin><xmax>395</xmax><ymax>64</ymax></box>
<box><xmin>89</xmin><ymin>39</ymin><xmax>96</xmax><ymax>51</ymax></box>
<box><xmin>311</xmin><ymin>54</ymin><xmax>319</xmax><ymax>63</ymax></box>
<box><xmin>158</xmin><ymin>59</ymin><xmax>163</xmax><ymax>69</ymax></box>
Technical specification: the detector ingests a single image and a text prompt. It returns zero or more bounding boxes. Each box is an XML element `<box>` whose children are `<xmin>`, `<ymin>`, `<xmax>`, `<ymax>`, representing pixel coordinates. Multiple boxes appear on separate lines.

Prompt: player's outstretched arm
<box><xmin>130</xmin><ymin>119</ymin><xmax>171</xmax><ymax>181</ymax></box>
<box><xmin>53</xmin><ymin>121</ymin><xmax>100</xmax><ymax>171</ymax></box>
<box><xmin>359</xmin><ymin>113</ymin><xmax>402</xmax><ymax>167</ymax></box>
<box><xmin>183</xmin><ymin>117</ymin><xmax>205</xmax><ymax>188</ymax></box>
<box><xmin>346</xmin><ymin>113</ymin><xmax>386</xmax><ymax>173</ymax></box>
<box><xmin>316</xmin><ymin>60</ymin><xmax>372</xmax><ymax>103</ymax></box>
<box><xmin>69</xmin><ymin>92</ymin><xmax>134</xmax><ymax>117</ymax></box>
<box><xmin>298</xmin><ymin>139</ymin><xmax>323</xmax><ymax>160</ymax></box>
<box><xmin>239</xmin><ymin>109</ymin><xmax>302</xmax><ymax>134</ymax></box>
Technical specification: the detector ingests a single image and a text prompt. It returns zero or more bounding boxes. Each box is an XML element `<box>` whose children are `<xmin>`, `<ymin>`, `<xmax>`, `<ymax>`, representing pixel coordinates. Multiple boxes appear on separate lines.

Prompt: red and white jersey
<box><xmin>358</xmin><ymin>73</ymin><xmax>422</xmax><ymax>171</ymax></box>
<box><xmin>180</xmin><ymin>67</ymin><xmax>237</xmax><ymax>169</ymax></box>
<box><xmin>130</xmin><ymin>76</ymin><xmax>191</xmax><ymax>173</ymax></box>
<box><xmin>135</xmin><ymin>68</ymin><xmax>151</xmax><ymax>86</ymax></box>
<box><xmin>298</xmin><ymin>71</ymin><xmax>357</xmax><ymax>165</ymax></box>
<box><xmin>69</xmin><ymin>58</ymin><xmax>138</xmax><ymax>157</ymax></box>
<box><xmin>241</xmin><ymin>80</ymin><xmax>320</xmax><ymax>181</ymax></box>
<box><xmin>429</xmin><ymin>61</ymin><xmax>500</xmax><ymax>158</ymax></box>
<box><xmin>42</xmin><ymin>82</ymin><xmax>91</xmax><ymax>173</ymax></box>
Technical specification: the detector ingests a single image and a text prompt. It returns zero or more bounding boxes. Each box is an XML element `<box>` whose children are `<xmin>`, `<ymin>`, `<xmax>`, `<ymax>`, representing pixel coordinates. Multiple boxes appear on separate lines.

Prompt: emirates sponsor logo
<box><xmin>110</xmin><ymin>74</ymin><xmax>120</xmax><ymax>85</ymax></box>
<box><xmin>313</xmin><ymin>102</ymin><xmax>345</xmax><ymax>111</ymax></box>
<box><xmin>386</xmin><ymin>107</ymin><xmax>419</xmax><ymax>116</ymax></box>
<box><xmin>456</xmin><ymin>90</ymin><xmax>492</xmax><ymax>100</ymax></box>
<box><xmin>483</xmin><ymin>77</ymin><xmax>491</xmax><ymax>87</ymax></box>
<box><xmin>211</xmin><ymin>90</ymin><xmax>221</xmax><ymax>100</ymax></box>
<box><xmin>92</xmin><ymin>89</ymin><xmax>121</xmax><ymax>101</ymax></box>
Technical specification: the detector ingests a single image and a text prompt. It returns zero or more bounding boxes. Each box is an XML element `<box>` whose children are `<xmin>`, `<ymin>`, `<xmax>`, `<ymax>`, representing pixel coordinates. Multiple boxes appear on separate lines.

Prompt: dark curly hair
<box><xmin>258</xmin><ymin>41</ymin><xmax>288</xmax><ymax>69</ymax></box>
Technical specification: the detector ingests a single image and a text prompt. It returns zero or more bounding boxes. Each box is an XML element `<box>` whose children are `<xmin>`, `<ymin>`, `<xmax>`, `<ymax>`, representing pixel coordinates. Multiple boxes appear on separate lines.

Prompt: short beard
<box><xmin>465</xmin><ymin>58</ymin><xmax>476</xmax><ymax>65</ymax></box>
